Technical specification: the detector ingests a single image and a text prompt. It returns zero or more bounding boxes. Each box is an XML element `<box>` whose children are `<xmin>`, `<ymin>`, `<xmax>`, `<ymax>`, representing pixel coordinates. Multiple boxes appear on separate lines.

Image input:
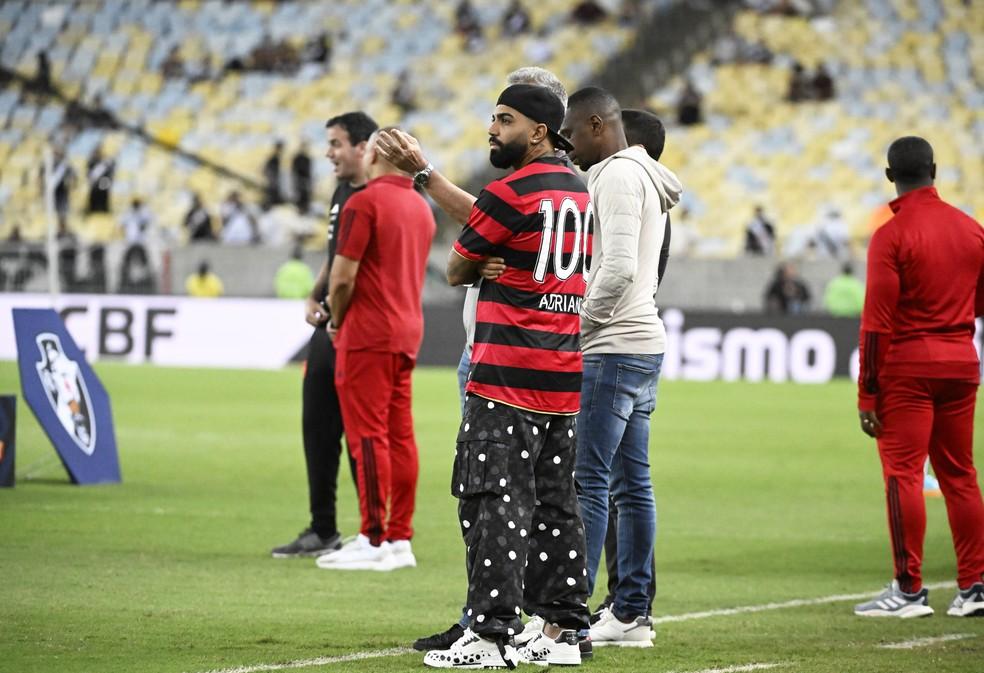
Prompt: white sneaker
<box><xmin>589</xmin><ymin>607</ymin><xmax>654</xmax><ymax>648</ymax></box>
<box><xmin>947</xmin><ymin>582</ymin><xmax>984</xmax><ymax>617</ymax></box>
<box><xmin>387</xmin><ymin>539</ymin><xmax>417</xmax><ymax>569</ymax></box>
<box><xmin>423</xmin><ymin>628</ymin><xmax>519</xmax><ymax>669</ymax></box>
<box><xmin>315</xmin><ymin>534</ymin><xmax>394</xmax><ymax>571</ymax></box>
<box><xmin>517</xmin><ymin>629</ymin><xmax>581</xmax><ymax>666</ymax></box>
<box><xmin>513</xmin><ymin>614</ymin><xmax>544</xmax><ymax>647</ymax></box>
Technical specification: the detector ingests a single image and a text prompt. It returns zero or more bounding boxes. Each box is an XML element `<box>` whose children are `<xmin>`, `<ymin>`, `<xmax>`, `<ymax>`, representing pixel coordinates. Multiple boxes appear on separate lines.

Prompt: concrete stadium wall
<box><xmin>170</xmin><ymin>245</ymin><xmax>860</xmax><ymax>312</ymax></box>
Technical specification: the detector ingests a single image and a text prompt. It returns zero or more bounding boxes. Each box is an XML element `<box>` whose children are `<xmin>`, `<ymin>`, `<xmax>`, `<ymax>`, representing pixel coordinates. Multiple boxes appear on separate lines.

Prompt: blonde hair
<box><xmin>506</xmin><ymin>67</ymin><xmax>568</xmax><ymax>107</ymax></box>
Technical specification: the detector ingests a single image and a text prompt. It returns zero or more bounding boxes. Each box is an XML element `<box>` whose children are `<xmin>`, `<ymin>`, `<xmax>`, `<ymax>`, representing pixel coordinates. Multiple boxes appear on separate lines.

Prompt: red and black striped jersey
<box><xmin>453</xmin><ymin>156</ymin><xmax>593</xmax><ymax>414</ymax></box>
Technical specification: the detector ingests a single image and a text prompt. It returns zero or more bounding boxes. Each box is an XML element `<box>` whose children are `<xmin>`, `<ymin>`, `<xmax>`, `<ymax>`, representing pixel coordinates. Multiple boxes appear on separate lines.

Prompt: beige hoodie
<box><xmin>581</xmin><ymin>146</ymin><xmax>683</xmax><ymax>355</ymax></box>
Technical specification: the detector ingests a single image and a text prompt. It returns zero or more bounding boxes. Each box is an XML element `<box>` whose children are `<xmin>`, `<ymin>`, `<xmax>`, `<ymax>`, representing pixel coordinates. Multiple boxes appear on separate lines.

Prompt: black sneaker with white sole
<box><xmin>271</xmin><ymin>529</ymin><xmax>342</xmax><ymax>558</ymax></box>
<box><xmin>414</xmin><ymin>623</ymin><xmax>465</xmax><ymax>652</ymax></box>
<box><xmin>947</xmin><ymin>582</ymin><xmax>984</xmax><ymax>617</ymax></box>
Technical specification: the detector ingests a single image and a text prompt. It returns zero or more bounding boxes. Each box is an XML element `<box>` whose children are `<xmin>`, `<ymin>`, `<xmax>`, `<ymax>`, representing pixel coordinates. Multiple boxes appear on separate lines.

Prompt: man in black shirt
<box><xmin>183</xmin><ymin>192</ymin><xmax>214</xmax><ymax>241</ymax></box>
<box><xmin>291</xmin><ymin>142</ymin><xmax>313</xmax><ymax>214</ymax></box>
<box><xmin>271</xmin><ymin>111</ymin><xmax>378</xmax><ymax>558</ymax></box>
<box><xmin>86</xmin><ymin>147</ymin><xmax>114</xmax><ymax>214</ymax></box>
<box><xmin>262</xmin><ymin>141</ymin><xmax>285</xmax><ymax>210</ymax></box>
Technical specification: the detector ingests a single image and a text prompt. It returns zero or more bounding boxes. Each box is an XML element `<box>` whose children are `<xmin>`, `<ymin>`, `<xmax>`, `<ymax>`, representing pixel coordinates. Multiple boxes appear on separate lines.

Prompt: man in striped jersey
<box><xmin>422</xmin><ymin>84</ymin><xmax>592</xmax><ymax>669</ymax></box>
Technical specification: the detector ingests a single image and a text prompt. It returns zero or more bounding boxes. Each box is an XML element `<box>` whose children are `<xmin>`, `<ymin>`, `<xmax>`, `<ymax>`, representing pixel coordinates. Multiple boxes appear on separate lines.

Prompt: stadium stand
<box><xmin>0</xmin><ymin>0</ymin><xmax>637</xmax><ymax>247</ymax></box>
<box><xmin>646</xmin><ymin>0</ymin><xmax>983</xmax><ymax>258</ymax></box>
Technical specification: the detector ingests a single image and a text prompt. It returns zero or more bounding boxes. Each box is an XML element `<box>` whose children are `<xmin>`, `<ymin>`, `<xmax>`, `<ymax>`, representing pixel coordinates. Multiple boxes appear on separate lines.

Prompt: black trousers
<box><xmin>302</xmin><ymin>327</ymin><xmax>356</xmax><ymax>538</ymax></box>
<box><xmin>454</xmin><ymin>395</ymin><xmax>590</xmax><ymax>639</ymax></box>
<box><xmin>603</xmin><ymin>497</ymin><xmax>656</xmax><ymax>614</ymax></box>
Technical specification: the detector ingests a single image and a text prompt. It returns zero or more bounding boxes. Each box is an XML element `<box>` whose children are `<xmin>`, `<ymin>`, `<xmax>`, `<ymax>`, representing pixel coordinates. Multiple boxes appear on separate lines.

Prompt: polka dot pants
<box><xmin>452</xmin><ymin>394</ymin><xmax>590</xmax><ymax>639</ymax></box>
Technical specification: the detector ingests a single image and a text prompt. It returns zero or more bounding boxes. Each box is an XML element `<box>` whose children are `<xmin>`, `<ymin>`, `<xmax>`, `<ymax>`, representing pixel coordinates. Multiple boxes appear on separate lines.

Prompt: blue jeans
<box><xmin>576</xmin><ymin>353</ymin><xmax>662</xmax><ymax>619</ymax></box>
<box><xmin>457</xmin><ymin>346</ymin><xmax>471</xmax><ymax>628</ymax></box>
<box><xmin>456</xmin><ymin>348</ymin><xmax>470</xmax><ymax>414</ymax></box>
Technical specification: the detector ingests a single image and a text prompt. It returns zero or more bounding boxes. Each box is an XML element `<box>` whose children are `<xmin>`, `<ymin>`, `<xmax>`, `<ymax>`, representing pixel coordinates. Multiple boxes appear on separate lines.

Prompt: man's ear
<box><xmin>885</xmin><ymin>167</ymin><xmax>895</xmax><ymax>184</ymax></box>
<box><xmin>530</xmin><ymin>123</ymin><xmax>548</xmax><ymax>146</ymax></box>
<box><xmin>929</xmin><ymin>163</ymin><xmax>936</xmax><ymax>180</ymax></box>
<box><xmin>590</xmin><ymin>114</ymin><xmax>604</xmax><ymax>136</ymax></box>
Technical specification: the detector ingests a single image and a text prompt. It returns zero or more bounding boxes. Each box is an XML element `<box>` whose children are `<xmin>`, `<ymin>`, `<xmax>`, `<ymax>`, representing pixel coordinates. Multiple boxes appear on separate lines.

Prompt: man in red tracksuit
<box><xmin>316</xmin><ymin>127</ymin><xmax>436</xmax><ymax>572</ymax></box>
<box><xmin>853</xmin><ymin>136</ymin><xmax>984</xmax><ymax>618</ymax></box>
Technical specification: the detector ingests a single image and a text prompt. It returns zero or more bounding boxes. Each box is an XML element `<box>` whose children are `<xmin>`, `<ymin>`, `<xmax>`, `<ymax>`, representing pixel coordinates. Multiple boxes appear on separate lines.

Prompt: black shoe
<box><xmin>271</xmin><ymin>529</ymin><xmax>342</xmax><ymax>558</ymax></box>
<box><xmin>413</xmin><ymin>623</ymin><xmax>465</xmax><ymax>652</ymax></box>
<box><xmin>589</xmin><ymin>598</ymin><xmax>613</xmax><ymax>625</ymax></box>
<box><xmin>579</xmin><ymin>634</ymin><xmax>593</xmax><ymax>659</ymax></box>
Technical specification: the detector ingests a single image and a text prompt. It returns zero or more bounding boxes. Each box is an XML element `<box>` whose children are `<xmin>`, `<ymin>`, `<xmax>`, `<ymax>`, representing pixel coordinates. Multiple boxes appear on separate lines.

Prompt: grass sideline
<box><xmin>1</xmin><ymin>361</ymin><xmax>983</xmax><ymax>673</ymax></box>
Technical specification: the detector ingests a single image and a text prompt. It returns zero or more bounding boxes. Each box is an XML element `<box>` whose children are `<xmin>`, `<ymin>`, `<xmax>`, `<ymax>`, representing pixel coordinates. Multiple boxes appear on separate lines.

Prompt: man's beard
<box><xmin>489</xmin><ymin>138</ymin><xmax>527</xmax><ymax>169</ymax></box>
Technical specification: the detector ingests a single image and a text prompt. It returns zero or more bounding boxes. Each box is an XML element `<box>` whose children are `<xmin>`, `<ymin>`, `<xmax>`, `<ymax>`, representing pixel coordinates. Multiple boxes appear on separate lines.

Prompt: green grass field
<box><xmin>1</xmin><ymin>361</ymin><xmax>983</xmax><ymax>673</ymax></box>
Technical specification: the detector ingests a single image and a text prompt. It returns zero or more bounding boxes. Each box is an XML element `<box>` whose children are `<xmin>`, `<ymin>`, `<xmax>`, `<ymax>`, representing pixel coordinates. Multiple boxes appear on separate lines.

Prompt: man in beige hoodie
<box><xmin>560</xmin><ymin>87</ymin><xmax>683</xmax><ymax>647</ymax></box>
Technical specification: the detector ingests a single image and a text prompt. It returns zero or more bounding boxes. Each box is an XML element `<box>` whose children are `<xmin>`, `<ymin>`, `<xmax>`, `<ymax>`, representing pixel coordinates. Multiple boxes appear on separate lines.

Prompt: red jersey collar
<box><xmin>889</xmin><ymin>185</ymin><xmax>939</xmax><ymax>214</ymax></box>
<box><xmin>369</xmin><ymin>174</ymin><xmax>413</xmax><ymax>189</ymax></box>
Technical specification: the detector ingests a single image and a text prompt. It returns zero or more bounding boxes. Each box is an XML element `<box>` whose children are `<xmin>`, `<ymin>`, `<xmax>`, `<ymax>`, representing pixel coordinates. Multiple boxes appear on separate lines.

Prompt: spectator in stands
<box><xmin>40</xmin><ymin>148</ymin><xmax>76</xmax><ymax>232</ymax></box>
<box><xmin>120</xmin><ymin>198</ymin><xmax>154</xmax><ymax>247</ymax></box>
<box><xmin>185</xmin><ymin>260</ymin><xmax>224</xmax><ymax>298</ymax></box>
<box><xmin>744</xmin><ymin>205</ymin><xmax>776</xmax><ymax>255</ymax></box>
<box><xmin>391</xmin><ymin>70</ymin><xmax>418</xmax><ymax>115</ymax></box>
<box><xmin>502</xmin><ymin>0</ymin><xmax>531</xmax><ymax>37</ymax></box>
<box><xmin>184</xmin><ymin>192</ymin><xmax>215</xmax><ymax>241</ymax></box>
<box><xmin>274</xmin><ymin>245</ymin><xmax>315</xmax><ymax>299</ymax></box>
<box><xmin>119</xmin><ymin>243</ymin><xmax>156</xmax><ymax>295</ymax></box>
<box><xmin>764</xmin><ymin>262</ymin><xmax>811</xmax><ymax>314</ymax></box>
<box><xmin>220</xmin><ymin>191</ymin><xmax>260</xmax><ymax>245</ymax></box>
<box><xmin>35</xmin><ymin>51</ymin><xmax>51</xmax><ymax>92</ymax></box>
<box><xmin>814</xmin><ymin>207</ymin><xmax>850</xmax><ymax>259</ymax></box>
<box><xmin>303</xmin><ymin>32</ymin><xmax>332</xmax><ymax>67</ymax></box>
<box><xmin>571</xmin><ymin>0</ymin><xmax>608</xmax><ymax>24</ymax></box>
<box><xmin>787</xmin><ymin>61</ymin><xmax>811</xmax><ymax>102</ymax></box>
<box><xmin>86</xmin><ymin>146</ymin><xmax>115</xmax><ymax>214</ymax></box>
<box><xmin>823</xmin><ymin>262</ymin><xmax>864</xmax><ymax>317</ymax></box>
<box><xmin>676</xmin><ymin>78</ymin><xmax>703</xmax><ymax>126</ymax></box>
<box><xmin>455</xmin><ymin>0</ymin><xmax>482</xmax><ymax>36</ymax></box>
<box><xmin>813</xmin><ymin>62</ymin><xmax>835</xmax><ymax>101</ymax></box>
<box><xmin>162</xmin><ymin>46</ymin><xmax>185</xmax><ymax>79</ymax></box>
<box><xmin>263</xmin><ymin>141</ymin><xmax>285</xmax><ymax>209</ymax></box>
<box><xmin>455</xmin><ymin>0</ymin><xmax>484</xmax><ymax>51</ymax></box>
<box><xmin>292</xmin><ymin>142</ymin><xmax>313</xmax><ymax>214</ymax></box>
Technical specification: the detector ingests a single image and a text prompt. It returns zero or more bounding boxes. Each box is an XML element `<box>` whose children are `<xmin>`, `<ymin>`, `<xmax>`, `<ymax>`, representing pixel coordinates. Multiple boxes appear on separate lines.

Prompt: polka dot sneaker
<box><xmin>513</xmin><ymin>614</ymin><xmax>544</xmax><ymax>647</ymax></box>
<box><xmin>423</xmin><ymin>628</ymin><xmax>519</xmax><ymax>669</ymax></box>
<box><xmin>517</xmin><ymin>628</ymin><xmax>581</xmax><ymax>666</ymax></box>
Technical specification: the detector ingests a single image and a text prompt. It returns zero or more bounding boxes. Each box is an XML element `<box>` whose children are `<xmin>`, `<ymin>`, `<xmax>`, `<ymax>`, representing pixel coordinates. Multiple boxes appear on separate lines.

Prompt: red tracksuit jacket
<box><xmin>858</xmin><ymin>186</ymin><xmax>984</xmax><ymax>411</ymax></box>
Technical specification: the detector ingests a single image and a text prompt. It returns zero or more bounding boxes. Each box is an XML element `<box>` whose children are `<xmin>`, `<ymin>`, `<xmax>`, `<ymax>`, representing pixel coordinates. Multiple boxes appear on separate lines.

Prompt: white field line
<box><xmin>878</xmin><ymin>633</ymin><xmax>976</xmax><ymax>650</ymax></box>
<box><xmin>189</xmin><ymin>582</ymin><xmax>959</xmax><ymax>673</ymax></box>
<box><xmin>652</xmin><ymin>581</ymin><xmax>956</xmax><ymax>624</ymax></box>
<box><xmin>192</xmin><ymin>647</ymin><xmax>413</xmax><ymax>673</ymax></box>
<box><xmin>667</xmin><ymin>663</ymin><xmax>788</xmax><ymax>673</ymax></box>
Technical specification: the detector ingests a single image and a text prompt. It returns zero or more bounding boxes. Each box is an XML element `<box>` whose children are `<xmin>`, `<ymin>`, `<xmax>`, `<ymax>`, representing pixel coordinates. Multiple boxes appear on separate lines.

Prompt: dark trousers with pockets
<box><xmin>454</xmin><ymin>394</ymin><xmax>590</xmax><ymax>640</ymax></box>
<box><xmin>302</xmin><ymin>327</ymin><xmax>356</xmax><ymax>539</ymax></box>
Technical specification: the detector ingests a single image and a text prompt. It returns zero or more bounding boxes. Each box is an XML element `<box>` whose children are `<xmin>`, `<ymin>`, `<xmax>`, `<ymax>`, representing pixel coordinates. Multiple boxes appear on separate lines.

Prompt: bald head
<box><xmin>886</xmin><ymin>136</ymin><xmax>935</xmax><ymax>195</ymax></box>
<box><xmin>363</xmin><ymin>127</ymin><xmax>408</xmax><ymax>179</ymax></box>
<box><xmin>560</xmin><ymin>86</ymin><xmax>626</xmax><ymax>171</ymax></box>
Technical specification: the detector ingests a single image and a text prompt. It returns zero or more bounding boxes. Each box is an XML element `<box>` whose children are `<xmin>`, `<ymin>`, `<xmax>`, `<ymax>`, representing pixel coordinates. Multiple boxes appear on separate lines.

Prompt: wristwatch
<box><xmin>413</xmin><ymin>162</ymin><xmax>434</xmax><ymax>188</ymax></box>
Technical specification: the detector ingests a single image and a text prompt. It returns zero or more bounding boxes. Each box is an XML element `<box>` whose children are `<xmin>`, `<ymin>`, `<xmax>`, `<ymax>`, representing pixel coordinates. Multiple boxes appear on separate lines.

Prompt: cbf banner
<box><xmin>0</xmin><ymin>396</ymin><xmax>15</xmax><ymax>487</ymax></box>
<box><xmin>13</xmin><ymin>309</ymin><xmax>120</xmax><ymax>485</ymax></box>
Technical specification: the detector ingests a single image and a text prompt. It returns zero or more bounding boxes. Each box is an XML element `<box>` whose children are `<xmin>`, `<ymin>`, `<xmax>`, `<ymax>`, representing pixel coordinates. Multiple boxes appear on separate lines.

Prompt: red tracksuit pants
<box><xmin>335</xmin><ymin>349</ymin><xmax>419</xmax><ymax>546</ymax></box>
<box><xmin>876</xmin><ymin>376</ymin><xmax>984</xmax><ymax>591</ymax></box>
